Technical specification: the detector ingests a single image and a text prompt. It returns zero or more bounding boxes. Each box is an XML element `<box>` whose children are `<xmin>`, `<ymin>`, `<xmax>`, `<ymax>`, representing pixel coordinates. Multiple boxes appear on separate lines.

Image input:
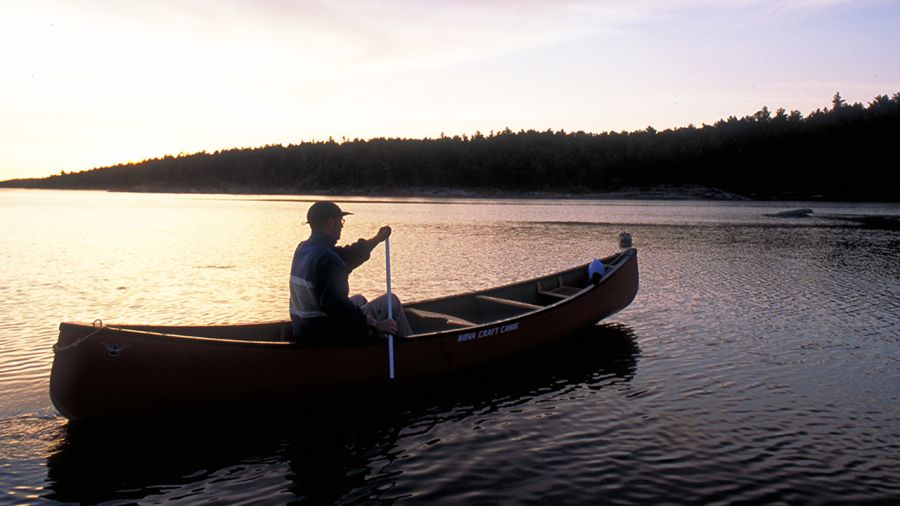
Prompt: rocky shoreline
<box><xmin>100</xmin><ymin>183</ymin><xmax>751</xmax><ymax>201</ymax></box>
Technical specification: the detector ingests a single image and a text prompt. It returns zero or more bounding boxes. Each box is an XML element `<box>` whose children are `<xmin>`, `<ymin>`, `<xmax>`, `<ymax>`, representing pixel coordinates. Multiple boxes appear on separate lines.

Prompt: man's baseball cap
<box><xmin>306</xmin><ymin>201</ymin><xmax>352</xmax><ymax>225</ymax></box>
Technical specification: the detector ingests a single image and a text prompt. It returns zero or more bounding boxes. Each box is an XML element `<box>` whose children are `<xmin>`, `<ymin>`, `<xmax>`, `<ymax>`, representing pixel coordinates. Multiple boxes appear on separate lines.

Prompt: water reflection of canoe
<box><xmin>50</xmin><ymin>248</ymin><xmax>639</xmax><ymax>421</ymax></box>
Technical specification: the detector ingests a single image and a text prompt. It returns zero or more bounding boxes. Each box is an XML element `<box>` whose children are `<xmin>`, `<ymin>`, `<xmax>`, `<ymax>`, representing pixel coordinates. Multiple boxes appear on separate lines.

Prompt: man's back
<box><xmin>289</xmin><ymin>233</ymin><xmax>371</xmax><ymax>341</ymax></box>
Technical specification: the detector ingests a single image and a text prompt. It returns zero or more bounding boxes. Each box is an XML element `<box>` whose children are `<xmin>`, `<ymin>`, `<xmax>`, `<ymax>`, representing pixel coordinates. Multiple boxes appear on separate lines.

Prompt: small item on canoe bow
<box><xmin>101</xmin><ymin>342</ymin><xmax>130</xmax><ymax>357</ymax></box>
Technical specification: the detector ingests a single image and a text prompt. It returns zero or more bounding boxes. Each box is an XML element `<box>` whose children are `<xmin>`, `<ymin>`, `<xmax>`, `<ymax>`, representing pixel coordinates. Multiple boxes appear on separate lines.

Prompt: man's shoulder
<box><xmin>297</xmin><ymin>239</ymin><xmax>344</xmax><ymax>264</ymax></box>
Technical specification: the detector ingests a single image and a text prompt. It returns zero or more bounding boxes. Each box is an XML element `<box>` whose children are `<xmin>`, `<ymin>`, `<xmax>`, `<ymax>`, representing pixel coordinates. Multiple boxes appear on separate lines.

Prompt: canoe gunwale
<box><xmin>56</xmin><ymin>324</ymin><xmax>300</xmax><ymax>348</ymax></box>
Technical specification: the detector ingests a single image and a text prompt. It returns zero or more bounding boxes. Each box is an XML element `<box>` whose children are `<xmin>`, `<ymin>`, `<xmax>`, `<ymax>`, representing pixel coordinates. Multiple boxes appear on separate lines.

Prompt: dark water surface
<box><xmin>1</xmin><ymin>190</ymin><xmax>898</xmax><ymax>504</ymax></box>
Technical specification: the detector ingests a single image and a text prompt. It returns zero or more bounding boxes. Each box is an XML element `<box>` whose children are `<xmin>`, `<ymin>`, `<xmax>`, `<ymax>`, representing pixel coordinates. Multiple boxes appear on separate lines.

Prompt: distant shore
<box><xmin>0</xmin><ymin>183</ymin><xmax>774</xmax><ymax>201</ymax></box>
<box><xmin>305</xmin><ymin>185</ymin><xmax>759</xmax><ymax>201</ymax></box>
<box><xmin>4</xmin><ymin>92</ymin><xmax>899</xmax><ymax>202</ymax></box>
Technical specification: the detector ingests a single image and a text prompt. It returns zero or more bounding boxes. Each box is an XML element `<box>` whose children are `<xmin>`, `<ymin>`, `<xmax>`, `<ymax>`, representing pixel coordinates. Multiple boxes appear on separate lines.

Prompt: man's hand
<box><xmin>375</xmin><ymin>226</ymin><xmax>392</xmax><ymax>243</ymax></box>
<box><xmin>374</xmin><ymin>318</ymin><xmax>398</xmax><ymax>335</ymax></box>
<box><xmin>366</xmin><ymin>226</ymin><xmax>392</xmax><ymax>250</ymax></box>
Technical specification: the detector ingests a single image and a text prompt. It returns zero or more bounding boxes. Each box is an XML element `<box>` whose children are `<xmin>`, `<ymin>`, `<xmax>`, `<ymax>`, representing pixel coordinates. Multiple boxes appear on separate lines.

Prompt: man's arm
<box><xmin>363</xmin><ymin>226</ymin><xmax>391</xmax><ymax>251</ymax></box>
<box><xmin>335</xmin><ymin>226</ymin><xmax>392</xmax><ymax>270</ymax></box>
<box><xmin>316</xmin><ymin>256</ymin><xmax>369</xmax><ymax>328</ymax></box>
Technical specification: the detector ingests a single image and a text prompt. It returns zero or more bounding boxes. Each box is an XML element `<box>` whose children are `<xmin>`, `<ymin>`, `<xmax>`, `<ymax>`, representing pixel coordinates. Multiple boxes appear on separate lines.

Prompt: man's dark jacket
<box><xmin>290</xmin><ymin>232</ymin><xmax>373</xmax><ymax>341</ymax></box>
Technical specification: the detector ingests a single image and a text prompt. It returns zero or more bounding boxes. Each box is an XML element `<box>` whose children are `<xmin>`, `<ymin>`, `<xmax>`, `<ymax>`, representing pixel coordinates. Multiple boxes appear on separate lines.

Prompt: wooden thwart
<box><xmin>475</xmin><ymin>294</ymin><xmax>542</xmax><ymax>310</ymax></box>
<box><xmin>537</xmin><ymin>280</ymin><xmax>583</xmax><ymax>300</ymax></box>
<box><xmin>406</xmin><ymin>308</ymin><xmax>475</xmax><ymax>327</ymax></box>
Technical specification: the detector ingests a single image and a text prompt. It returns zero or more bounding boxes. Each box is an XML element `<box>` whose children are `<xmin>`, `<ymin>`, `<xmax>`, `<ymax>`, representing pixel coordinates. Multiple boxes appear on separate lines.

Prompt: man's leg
<box><xmin>362</xmin><ymin>293</ymin><xmax>414</xmax><ymax>337</ymax></box>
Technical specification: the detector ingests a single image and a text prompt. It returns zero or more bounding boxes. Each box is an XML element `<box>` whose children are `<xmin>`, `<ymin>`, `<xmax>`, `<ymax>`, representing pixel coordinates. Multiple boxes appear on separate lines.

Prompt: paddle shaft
<box><xmin>386</xmin><ymin>237</ymin><xmax>395</xmax><ymax>379</ymax></box>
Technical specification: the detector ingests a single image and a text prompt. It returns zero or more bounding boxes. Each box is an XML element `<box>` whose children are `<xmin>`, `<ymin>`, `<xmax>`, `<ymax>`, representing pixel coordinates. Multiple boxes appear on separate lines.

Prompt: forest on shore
<box><xmin>3</xmin><ymin>92</ymin><xmax>898</xmax><ymax>201</ymax></box>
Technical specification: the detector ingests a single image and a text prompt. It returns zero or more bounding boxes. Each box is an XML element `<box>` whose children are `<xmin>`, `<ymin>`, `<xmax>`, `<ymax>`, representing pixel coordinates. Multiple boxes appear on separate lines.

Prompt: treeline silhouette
<box><xmin>3</xmin><ymin>92</ymin><xmax>898</xmax><ymax>201</ymax></box>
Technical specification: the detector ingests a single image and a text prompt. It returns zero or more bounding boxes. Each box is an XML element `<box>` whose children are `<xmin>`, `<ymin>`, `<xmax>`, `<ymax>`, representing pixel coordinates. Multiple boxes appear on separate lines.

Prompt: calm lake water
<box><xmin>1</xmin><ymin>189</ymin><xmax>898</xmax><ymax>504</ymax></box>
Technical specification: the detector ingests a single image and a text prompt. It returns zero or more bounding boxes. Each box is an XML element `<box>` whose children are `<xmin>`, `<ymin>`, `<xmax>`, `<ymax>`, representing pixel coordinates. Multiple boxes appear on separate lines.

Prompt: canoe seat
<box><xmin>475</xmin><ymin>295</ymin><xmax>542</xmax><ymax>311</ymax></box>
<box><xmin>537</xmin><ymin>285</ymin><xmax>582</xmax><ymax>300</ymax></box>
<box><xmin>406</xmin><ymin>308</ymin><xmax>475</xmax><ymax>328</ymax></box>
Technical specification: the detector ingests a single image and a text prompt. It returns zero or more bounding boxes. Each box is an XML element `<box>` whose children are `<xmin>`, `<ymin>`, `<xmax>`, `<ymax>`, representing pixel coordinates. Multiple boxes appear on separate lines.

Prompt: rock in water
<box><xmin>764</xmin><ymin>208</ymin><xmax>814</xmax><ymax>218</ymax></box>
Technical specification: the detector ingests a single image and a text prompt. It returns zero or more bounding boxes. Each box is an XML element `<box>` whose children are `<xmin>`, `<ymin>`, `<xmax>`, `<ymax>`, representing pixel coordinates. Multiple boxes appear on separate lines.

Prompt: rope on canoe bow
<box><xmin>53</xmin><ymin>319</ymin><xmax>112</xmax><ymax>354</ymax></box>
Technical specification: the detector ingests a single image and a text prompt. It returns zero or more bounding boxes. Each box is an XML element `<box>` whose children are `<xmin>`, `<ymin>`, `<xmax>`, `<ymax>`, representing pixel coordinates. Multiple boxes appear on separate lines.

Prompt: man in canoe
<box><xmin>290</xmin><ymin>201</ymin><xmax>413</xmax><ymax>342</ymax></box>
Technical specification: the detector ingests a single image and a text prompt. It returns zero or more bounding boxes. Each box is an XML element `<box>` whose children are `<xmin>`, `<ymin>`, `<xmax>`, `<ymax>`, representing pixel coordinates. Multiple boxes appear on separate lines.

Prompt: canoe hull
<box><xmin>50</xmin><ymin>249</ymin><xmax>639</xmax><ymax>421</ymax></box>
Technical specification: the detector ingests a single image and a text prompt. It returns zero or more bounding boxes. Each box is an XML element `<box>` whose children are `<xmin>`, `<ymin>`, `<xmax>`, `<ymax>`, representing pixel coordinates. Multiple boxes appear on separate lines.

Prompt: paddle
<box><xmin>386</xmin><ymin>236</ymin><xmax>395</xmax><ymax>379</ymax></box>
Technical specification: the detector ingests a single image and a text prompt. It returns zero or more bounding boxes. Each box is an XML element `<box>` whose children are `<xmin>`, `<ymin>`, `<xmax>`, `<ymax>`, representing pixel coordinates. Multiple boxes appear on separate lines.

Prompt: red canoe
<box><xmin>50</xmin><ymin>248</ymin><xmax>639</xmax><ymax>421</ymax></box>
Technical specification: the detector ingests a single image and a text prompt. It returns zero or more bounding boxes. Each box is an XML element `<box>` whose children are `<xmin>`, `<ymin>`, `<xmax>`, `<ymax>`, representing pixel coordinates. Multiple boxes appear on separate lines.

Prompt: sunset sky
<box><xmin>1</xmin><ymin>0</ymin><xmax>898</xmax><ymax>181</ymax></box>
